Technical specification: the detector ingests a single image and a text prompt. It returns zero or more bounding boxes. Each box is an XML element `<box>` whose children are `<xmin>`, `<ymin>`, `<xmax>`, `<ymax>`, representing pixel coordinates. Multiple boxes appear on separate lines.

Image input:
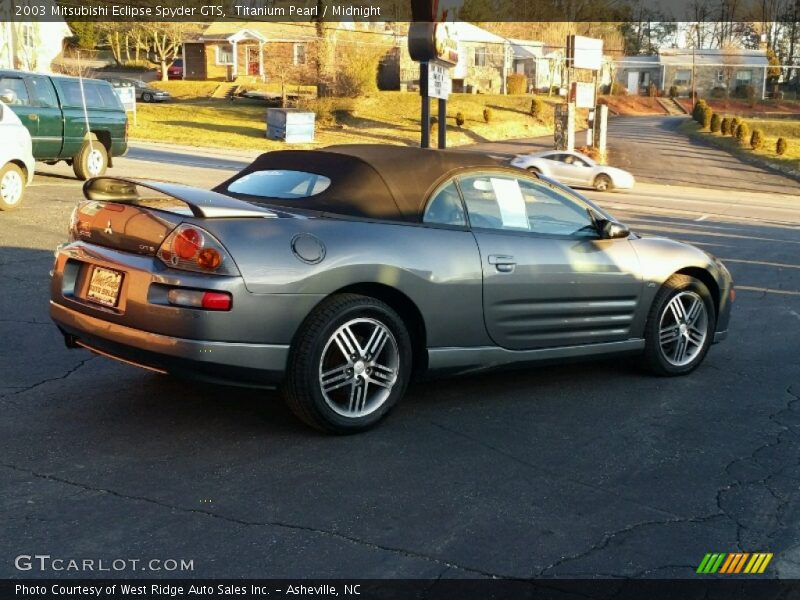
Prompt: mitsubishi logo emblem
<box><xmin>103</xmin><ymin>220</ymin><xmax>113</xmax><ymax>235</ymax></box>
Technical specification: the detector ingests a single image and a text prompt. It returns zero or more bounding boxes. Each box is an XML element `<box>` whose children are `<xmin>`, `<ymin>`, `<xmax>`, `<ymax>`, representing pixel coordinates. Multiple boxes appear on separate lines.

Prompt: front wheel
<box><xmin>284</xmin><ymin>294</ymin><xmax>412</xmax><ymax>434</ymax></box>
<box><xmin>142</xmin><ymin>92</ymin><xmax>153</xmax><ymax>102</ymax></box>
<box><xmin>0</xmin><ymin>163</ymin><xmax>25</xmax><ymax>211</ymax></box>
<box><xmin>594</xmin><ymin>174</ymin><xmax>613</xmax><ymax>192</ymax></box>
<box><xmin>643</xmin><ymin>274</ymin><xmax>716</xmax><ymax>376</ymax></box>
<box><xmin>73</xmin><ymin>141</ymin><xmax>108</xmax><ymax>180</ymax></box>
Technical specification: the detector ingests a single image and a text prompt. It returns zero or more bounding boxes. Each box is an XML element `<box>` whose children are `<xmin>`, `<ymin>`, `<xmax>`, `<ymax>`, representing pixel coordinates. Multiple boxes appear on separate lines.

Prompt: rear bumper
<box><xmin>51</xmin><ymin>301</ymin><xmax>289</xmax><ymax>387</ymax></box>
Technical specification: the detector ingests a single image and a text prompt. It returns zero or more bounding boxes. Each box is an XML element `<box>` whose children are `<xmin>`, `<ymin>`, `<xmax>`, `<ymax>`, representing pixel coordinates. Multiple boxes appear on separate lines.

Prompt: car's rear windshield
<box><xmin>225</xmin><ymin>170</ymin><xmax>331</xmax><ymax>200</ymax></box>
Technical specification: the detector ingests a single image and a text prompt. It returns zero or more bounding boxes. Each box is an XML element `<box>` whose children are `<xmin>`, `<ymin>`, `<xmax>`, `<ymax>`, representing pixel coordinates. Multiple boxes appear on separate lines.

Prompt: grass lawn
<box><xmin>680</xmin><ymin>118</ymin><xmax>800</xmax><ymax>177</ymax></box>
<box><xmin>130</xmin><ymin>87</ymin><xmax>566</xmax><ymax>151</ymax></box>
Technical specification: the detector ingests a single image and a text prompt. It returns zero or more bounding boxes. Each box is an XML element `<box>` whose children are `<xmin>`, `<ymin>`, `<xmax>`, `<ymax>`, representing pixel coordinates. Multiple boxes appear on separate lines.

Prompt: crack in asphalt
<box><xmin>0</xmin><ymin>319</ymin><xmax>51</xmax><ymax>326</ymax></box>
<box><xmin>0</xmin><ymin>356</ymin><xmax>95</xmax><ymax>403</ymax></box>
<box><xmin>429</xmin><ymin>420</ymin><xmax>682</xmax><ymax>519</ymax></box>
<box><xmin>0</xmin><ymin>462</ymin><xmax>513</xmax><ymax>580</ymax></box>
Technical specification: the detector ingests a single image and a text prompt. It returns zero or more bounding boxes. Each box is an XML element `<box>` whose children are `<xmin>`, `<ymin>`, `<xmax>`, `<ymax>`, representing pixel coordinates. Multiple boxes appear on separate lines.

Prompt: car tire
<box><xmin>527</xmin><ymin>167</ymin><xmax>541</xmax><ymax>176</ymax></box>
<box><xmin>142</xmin><ymin>92</ymin><xmax>153</xmax><ymax>102</ymax></box>
<box><xmin>284</xmin><ymin>293</ymin><xmax>412</xmax><ymax>434</ymax></box>
<box><xmin>642</xmin><ymin>274</ymin><xmax>716</xmax><ymax>376</ymax></box>
<box><xmin>0</xmin><ymin>163</ymin><xmax>25</xmax><ymax>211</ymax></box>
<box><xmin>73</xmin><ymin>141</ymin><xmax>108</xmax><ymax>180</ymax></box>
<box><xmin>594</xmin><ymin>174</ymin><xmax>613</xmax><ymax>192</ymax></box>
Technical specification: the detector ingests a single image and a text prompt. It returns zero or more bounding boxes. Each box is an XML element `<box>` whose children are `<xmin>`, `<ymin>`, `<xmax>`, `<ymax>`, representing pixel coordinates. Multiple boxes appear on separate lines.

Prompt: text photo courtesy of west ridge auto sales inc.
<box><xmin>1</xmin><ymin>0</ymin><xmax>799</xmax><ymax>598</ymax></box>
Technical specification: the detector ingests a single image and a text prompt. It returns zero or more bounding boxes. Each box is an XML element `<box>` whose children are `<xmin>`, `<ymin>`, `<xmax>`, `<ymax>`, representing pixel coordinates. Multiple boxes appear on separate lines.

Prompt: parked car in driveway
<box><xmin>0</xmin><ymin>70</ymin><xmax>128</xmax><ymax>180</ymax></box>
<box><xmin>50</xmin><ymin>145</ymin><xmax>733</xmax><ymax>433</ymax></box>
<box><xmin>0</xmin><ymin>99</ymin><xmax>34</xmax><ymax>210</ymax></box>
<box><xmin>510</xmin><ymin>150</ymin><xmax>635</xmax><ymax>192</ymax></box>
<box><xmin>167</xmin><ymin>59</ymin><xmax>183</xmax><ymax>80</ymax></box>
<box><xmin>95</xmin><ymin>75</ymin><xmax>170</xmax><ymax>103</ymax></box>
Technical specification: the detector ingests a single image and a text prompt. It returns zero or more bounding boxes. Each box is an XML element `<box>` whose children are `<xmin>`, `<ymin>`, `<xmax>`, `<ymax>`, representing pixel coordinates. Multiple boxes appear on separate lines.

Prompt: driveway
<box><xmin>470</xmin><ymin>115</ymin><xmax>800</xmax><ymax>197</ymax></box>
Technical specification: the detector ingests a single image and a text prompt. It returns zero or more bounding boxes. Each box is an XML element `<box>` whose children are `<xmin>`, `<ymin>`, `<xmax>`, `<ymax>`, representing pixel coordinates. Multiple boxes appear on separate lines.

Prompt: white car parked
<box><xmin>510</xmin><ymin>150</ymin><xmax>634</xmax><ymax>192</ymax></box>
<box><xmin>0</xmin><ymin>99</ymin><xmax>34</xmax><ymax>210</ymax></box>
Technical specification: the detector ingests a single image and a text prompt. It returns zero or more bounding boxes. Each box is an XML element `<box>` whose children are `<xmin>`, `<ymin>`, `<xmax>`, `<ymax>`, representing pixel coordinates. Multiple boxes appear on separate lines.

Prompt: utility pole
<box><xmin>691</xmin><ymin>42</ymin><xmax>696</xmax><ymax>106</ymax></box>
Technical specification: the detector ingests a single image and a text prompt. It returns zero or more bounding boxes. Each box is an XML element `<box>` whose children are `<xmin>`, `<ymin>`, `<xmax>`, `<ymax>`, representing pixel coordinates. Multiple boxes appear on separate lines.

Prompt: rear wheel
<box><xmin>284</xmin><ymin>294</ymin><xmax>412</xmax><ymax>434</ymax></box>
<box><xmin>0</xmin><ymin>163</ymin><xmax>25</xmax><ymax>211</ymax></box>
<box><xmin>142</xmin><ymin>92</ymin><xmax>153</xmax><ymax>102</ymax></box>
<box><xmin>594</xmin><ymin>173</ymin><xmax>613</xmax><ymax>192</ymax></box>
<box><xmin>643</xmin><ymin>274</ymin><xmax>715</xmax><ymax>376</ymax></box>
<box><xmin>73</xmin><ymin>141</ymin><xmax>108</xmax><ymax>180</ymax></box>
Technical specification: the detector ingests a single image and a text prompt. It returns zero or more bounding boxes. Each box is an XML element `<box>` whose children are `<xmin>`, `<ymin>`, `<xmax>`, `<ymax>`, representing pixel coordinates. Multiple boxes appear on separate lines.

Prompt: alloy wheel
<box><xmin>0</xmin><ymin>169</ymin><xmax>23</xmax><ymax>206</ymax></box>
<box><xmin>658</xmin><ymin>291</ymin><xmax>708</xmax><ymax>367</ymax></box>
<box><xmin>318</xmin><ymin>317</ymin><xmax>399</xmax><ymax>418</ymax></box>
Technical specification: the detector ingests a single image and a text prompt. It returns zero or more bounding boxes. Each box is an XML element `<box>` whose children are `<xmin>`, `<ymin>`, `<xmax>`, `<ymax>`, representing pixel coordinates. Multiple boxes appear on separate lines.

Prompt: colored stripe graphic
<box><xmin>698</xmin><ymin>553</ymin><xmax>774</xmax><ymax>574</ymax></box>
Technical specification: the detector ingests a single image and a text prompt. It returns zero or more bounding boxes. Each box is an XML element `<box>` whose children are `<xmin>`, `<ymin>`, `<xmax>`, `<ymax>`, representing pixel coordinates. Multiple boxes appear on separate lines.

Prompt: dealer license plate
<box><xmin>86</xmin><ymin>266</ymin><xmax>123</xmax><ymax>307</ymax></box>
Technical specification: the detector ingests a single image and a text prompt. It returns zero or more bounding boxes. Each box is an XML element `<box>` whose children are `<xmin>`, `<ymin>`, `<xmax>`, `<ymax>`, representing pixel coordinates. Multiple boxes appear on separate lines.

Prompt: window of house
<box><xmin>736</xmin><ymin>70</ymin><xmax>752</xmax><ymax>82</ymax></box>
<box><xmin>716</xmin><ymin>69</ymin><xmax>725</xmax><ymax>83</ymax></box>
<box><xmin>293</xmin><ymin>43</ymin><xmax>306</xmax><ymax>66</ymax></box>
<box><xmin>474</xmin><ymin>47</ymin><xmax>487</xmax><ymax>67</ymax></box>
<box><xmin>673</xmin><ymin>69</ymin><xmax>691</xmax><ymax>86</ymax></box>
<box><xmin>21</xmin><ymin>24</ymin><xmax>35</xmax><ymax>48</ymax></box>
<box><xmin>216</xmin><ymin>44</ymin><xmax>234</xmax><ymax>66</ymax></box>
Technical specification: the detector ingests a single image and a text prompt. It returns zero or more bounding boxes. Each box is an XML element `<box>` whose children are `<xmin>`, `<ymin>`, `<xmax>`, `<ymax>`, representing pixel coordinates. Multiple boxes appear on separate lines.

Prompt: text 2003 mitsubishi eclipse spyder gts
<box><xmin>50</xmin><ymin>145</ymin><xmax>733</xmax><ymax>433</ymax></box>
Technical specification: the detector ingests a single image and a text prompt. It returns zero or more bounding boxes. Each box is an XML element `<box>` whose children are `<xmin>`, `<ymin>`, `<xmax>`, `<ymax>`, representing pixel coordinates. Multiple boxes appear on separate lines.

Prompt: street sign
<box><xmin>428</xmin><ymin>60</ymin><xmax>452</xmax><ymax>100</ymax></box>
<box><xmin>112</xmin><ymin>84</ymin><xmax>137</xmax><ymax>126</ymax></box>
<box><xmin>567</xmin><ymin>35</ymin><xmax>603</xmax><ymax>71</ymax></box>
<box><xmin>570</xmin><ymin>82</ymin><xmax>595</xmax><ymax>108</ymax></box>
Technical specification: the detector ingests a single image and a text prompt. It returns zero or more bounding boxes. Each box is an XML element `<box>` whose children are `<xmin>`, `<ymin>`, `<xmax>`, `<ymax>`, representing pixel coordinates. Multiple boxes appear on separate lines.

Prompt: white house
<box><xmin>0</xmin><ymin>0</ymin><xmax>71</xmax><ymax>72</ymax></box>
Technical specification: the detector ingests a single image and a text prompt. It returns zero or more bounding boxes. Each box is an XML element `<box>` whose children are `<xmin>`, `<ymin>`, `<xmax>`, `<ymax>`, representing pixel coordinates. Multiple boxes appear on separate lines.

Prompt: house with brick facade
<box><xmin>614</xmin><ymin>48</ymin><xmax>769</xmax><ymax>99</ymax></box>
<box><xmin>182</xmin><ymin>21</ymin><xmax>318</xmax><ymax>82</ymax></box>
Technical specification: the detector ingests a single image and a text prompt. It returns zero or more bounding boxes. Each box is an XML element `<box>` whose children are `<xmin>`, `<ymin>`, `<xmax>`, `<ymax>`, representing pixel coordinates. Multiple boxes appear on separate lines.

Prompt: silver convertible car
<box><xmin>50</xmin><ymin>145</ymin><xmax>733</xmax><ymax>433</ymax></box>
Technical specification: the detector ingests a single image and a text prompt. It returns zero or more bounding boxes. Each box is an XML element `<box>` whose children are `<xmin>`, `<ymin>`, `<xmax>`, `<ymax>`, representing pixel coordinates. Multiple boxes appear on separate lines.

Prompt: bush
<box><xmin>506</xmin><ymin>73</ymin><xmax>527</xmax><ymax>95</ymax></box>
<box><xmin>735</xmin><ymin>121</ymin><xmax>750</xmax><ymax>145</ymax></box>
<box><xmin>333</xmin><ymin>44</ymin><xmax>386</xmax><ymax>97</ymax></box>
<box><xmin>710</xmin><ymin>113</ymin><xmax>722</xmax><ymax>133</ymax></box>
<box><xmin>669</xmin><ymin>85</ymin><xmax>679</xmax><ymax>98</ymax></box>
<box><xmin>530</xmin><ymin>97</ymin><xmax>544</xmax><ymax>119</ymax></box>
<box><xmin>720</xmin><ymin>117</ymin><xmax>731</xmax><ymax>135</ymax></box>
<box><xmin>729</xmin><ymin>117</ymin><xmax>741</xmax><ymax>137</ymax></box>
<box><xmin>700</xmin><ymin>105</ymin><xmax>713</xmax><ymax>129</ymax></box>
<box><xmin>745</xmin><ymin>84</ymin><xmax>757</xmax><ymax>107</ymax></box>
<box><xmin>711</xmin><ymin>86</ymin><xmax>728</xmax><ymax>99</ymax></box>
<box><xmin>777</xmin><ymin>137</ymin><xmax>788</xmax><ymax>155</ymax></box>
<box><xmin>483</xmin><ymin>107</ymin><xmax>493</xmax><ymax>123</ymax></box>
<box><xmin>693</xmin><ymin>100</ymin><xmax>708</xmax><ymax>123</ymax></box>
<box><xmin>455</xmin><ymin>112</ymin><xmax>465</xmax><ymax>127</ymax></box>
<box><xmin>610</xmin><ymin>81</ymin><xmax>627</xmax><ymax>96</ymax></box>
<box><xmin>750</xmin><ymin>129</ymin><xmax>764</xmax><ymax>150</ymax></box>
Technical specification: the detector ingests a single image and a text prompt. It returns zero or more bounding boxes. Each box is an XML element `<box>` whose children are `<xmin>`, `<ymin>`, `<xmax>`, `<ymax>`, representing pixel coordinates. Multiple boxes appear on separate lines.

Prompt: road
<box><xmin>1</xmin><ymin>116</ymin><xmax>799</xmax><ymax>580</ymax></box>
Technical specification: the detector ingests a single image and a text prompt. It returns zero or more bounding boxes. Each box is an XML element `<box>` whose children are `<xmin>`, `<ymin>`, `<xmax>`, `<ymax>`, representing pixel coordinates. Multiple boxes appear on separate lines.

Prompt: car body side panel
<box><xmin>628</xmin><ymin>235</ymin><xmax>733</xmax><ymax>334</ymax></box>
<box><xmin>200</xmin><ymin>216</ymin><xmax>491</xmax><ymax>348</ymax></box>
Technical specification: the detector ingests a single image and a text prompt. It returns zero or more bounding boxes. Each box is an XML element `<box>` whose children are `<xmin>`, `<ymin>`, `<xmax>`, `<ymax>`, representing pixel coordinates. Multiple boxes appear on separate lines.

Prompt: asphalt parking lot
<box><xmin>1</xmin><ymin>120</ymin><xmax>799</xmax><ymax>580</ymax></box>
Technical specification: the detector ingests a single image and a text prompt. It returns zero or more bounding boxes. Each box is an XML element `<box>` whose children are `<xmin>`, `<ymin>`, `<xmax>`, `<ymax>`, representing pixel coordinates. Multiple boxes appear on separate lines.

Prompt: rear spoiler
<box><xmin>83</xmin><ymin>177</ymin><xmax>277</xmax><ymax>219</ymax></box>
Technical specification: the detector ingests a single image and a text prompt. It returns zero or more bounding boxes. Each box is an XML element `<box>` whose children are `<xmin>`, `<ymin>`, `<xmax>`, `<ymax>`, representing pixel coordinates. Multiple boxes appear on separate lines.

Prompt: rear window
<box><xmin>58</xmin><ymin>79</ymin><xmax>123</xmax><ymax>110</ymax></box>
<box><xmin>226</xmin><ymin>170</ymin><xmax>331</xmax><ymax>199</ymax></box>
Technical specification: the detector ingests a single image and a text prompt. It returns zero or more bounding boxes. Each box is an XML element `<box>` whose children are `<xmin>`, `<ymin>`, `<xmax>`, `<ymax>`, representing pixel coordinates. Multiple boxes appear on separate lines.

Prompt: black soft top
<box><xmin>214</xmin><ymin>144</ymin><xmax>504</xmax><ymax>222</ymax></box>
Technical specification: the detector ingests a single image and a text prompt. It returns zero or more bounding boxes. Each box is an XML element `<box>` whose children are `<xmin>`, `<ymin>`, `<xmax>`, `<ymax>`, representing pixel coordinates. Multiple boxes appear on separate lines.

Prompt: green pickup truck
<box><xmin>0</xmin><ymin>70</ymin><xmax>128</xmax><ymax>180</ymax></box>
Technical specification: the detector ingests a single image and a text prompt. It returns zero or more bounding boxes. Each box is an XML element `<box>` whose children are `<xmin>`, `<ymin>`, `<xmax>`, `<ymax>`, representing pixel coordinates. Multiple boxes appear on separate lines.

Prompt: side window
<box><xmin>55</xmin><ymin>80</ymin><xmax>84</xmax><ymax>107</ymax></box>
<box><xmin>460</xmin><ymin>173</ymin><xmax>597</xmax><ymax>237</ymax></box>
<box><xmin>518</xmin><ymin>179</ymin><xmax>597</xmax><ymax>236</ymax></box>
<box><xmin>459</xmin><ymin>174</ymin><xmax>530</xmax><ymax>231</ymax></box>
<box><xmin>0</xmin><ymin>77</ymin><xmax>30</xmax><ymax>105</ymax></box>
<box><xmin>27</xmin><ymin>76</ymin><xmax>58</xmax><ymax>108</ymax></box>
<box><xmin>423</xmin><ymin>181</ymin><xmax>466</xmax><ymax>227</ymax></box>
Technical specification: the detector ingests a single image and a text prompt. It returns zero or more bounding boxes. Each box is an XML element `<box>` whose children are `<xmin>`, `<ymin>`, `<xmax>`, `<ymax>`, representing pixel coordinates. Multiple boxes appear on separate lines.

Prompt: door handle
<box><xmin>488</xmin><ymin>254</ymin><xmax>516</xmax><ymax>273</ymax></box>
<box><xmin>28</xmin><ymin>114</ymin><xmax>38</xmax><ymax>121</ymax></box>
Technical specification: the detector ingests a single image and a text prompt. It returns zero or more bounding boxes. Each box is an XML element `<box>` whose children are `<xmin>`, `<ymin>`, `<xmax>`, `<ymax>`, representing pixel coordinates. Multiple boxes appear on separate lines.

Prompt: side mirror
<box><xmin>600</xmin><ymin>219</ymin><xmax>630</xmax><ymax>239</ymax></box>
<box><xmin>0</xmin><ymin>91</ymin><xmax>15</xmax><ymax>104</ymax></box>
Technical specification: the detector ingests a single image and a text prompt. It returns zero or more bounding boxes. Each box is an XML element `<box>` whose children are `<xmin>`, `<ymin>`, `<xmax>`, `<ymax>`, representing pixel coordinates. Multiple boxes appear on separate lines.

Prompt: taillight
<box><xmin>159</xmin><ymin>224</ymin><xmax>239</xmax><ymax>276</ymax></box>
<box><xmin>167</xmin><ymin>289</ymin><xmax>232</xmax><ymax>311</ymax></box>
